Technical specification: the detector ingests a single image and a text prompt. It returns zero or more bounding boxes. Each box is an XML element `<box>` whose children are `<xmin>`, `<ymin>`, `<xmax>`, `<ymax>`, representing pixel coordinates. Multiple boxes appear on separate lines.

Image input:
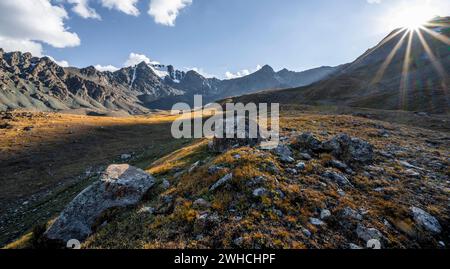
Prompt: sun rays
<box><xmin>370</xmin><ymin>17</ymin><xmax>449</xmax><ymax>112</ymax></box>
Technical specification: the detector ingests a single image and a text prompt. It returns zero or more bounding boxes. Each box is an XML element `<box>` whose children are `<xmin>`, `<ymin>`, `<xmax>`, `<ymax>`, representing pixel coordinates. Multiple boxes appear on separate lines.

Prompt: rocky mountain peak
<box><xmin>258</xmin><ymin>64</ymin><xmax>275</xmax><ymax>74</ymax></box>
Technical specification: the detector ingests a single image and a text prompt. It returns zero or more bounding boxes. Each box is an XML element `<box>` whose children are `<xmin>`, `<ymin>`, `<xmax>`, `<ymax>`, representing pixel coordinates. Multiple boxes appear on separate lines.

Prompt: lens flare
<box><xmin>386</xmin><ymin>4</ymin><xmax>438</xmax><ymax>30</ymax></box>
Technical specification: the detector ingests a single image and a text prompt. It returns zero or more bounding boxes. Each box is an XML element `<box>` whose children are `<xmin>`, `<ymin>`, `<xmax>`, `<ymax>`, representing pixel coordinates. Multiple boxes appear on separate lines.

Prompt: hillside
<box><xmin>233</xmin><ymin>18</ymin><xmax>450</xmax><ymax>114</ymax></box>
<box><xmin>3</xmin><ymin>108</ymin><xmax>449</xmax><ymax>249</ymax></box>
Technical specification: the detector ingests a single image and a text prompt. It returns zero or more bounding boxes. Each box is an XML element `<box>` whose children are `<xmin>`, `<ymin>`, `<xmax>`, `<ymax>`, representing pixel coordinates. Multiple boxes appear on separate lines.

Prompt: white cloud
<box><xmin>68</xmin><ymin>0</ymin><xmax>101</xmax><ymax>19</ymax></box>
<box><xmin>148</xmin><ymin>0</ymin><xmax>192</xmax><ymax>26</ymax></box>
<box><xmin>124</xmin><ymin>52</ymin><xmax>159</xmax><ymax>66</ymax></box>
<box><xmin>100</xmin><ymin>0</ymin><xmax>140</xmax><ymax>16</ymax></box>
<box><xmin>94</xmin><ymin>64</ymin><xmax>119</xmax><ymax>72</ymax></box>
<box><xmin>0</xmin><ymin>38</ymin><xmax>43</xmax><ymax>56</ymax></box>
<box><xmin>225</xmin><ymin>65</ymin><xmax>262</xmax><ymax>79</ymax></box>
<box><xmin>0</xmin><ymin>0</ymin><xmax>80</xmax><ymax>56</ymax></box>
<box><xmin>367</xmin><ymin>0</ymin><xmax>381</xmax><ymax>4</ymax></box>
<box><xmin>47</xmin><ymin>56</ymin><xmax>70</xmax><ymax>67</ymax></box>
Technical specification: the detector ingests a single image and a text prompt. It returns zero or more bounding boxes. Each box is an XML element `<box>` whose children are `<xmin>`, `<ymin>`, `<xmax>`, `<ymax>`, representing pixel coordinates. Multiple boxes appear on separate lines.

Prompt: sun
<box><xmin>385</xmin><ymin>4</ymin><xmax>438</xmax><ymax>31</ymax></box>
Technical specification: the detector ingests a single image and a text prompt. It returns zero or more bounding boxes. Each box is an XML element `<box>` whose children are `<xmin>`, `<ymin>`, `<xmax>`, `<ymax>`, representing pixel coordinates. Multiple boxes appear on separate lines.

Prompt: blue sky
<box><xmin>0</xmin><ymin>0</ymin><xmax>449</xmax><ymax>79</ymax></box>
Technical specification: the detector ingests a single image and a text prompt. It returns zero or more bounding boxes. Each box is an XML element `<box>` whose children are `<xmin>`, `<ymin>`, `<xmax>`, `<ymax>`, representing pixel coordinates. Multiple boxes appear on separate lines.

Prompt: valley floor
<box><xmin>1</xmin><ymin>107</ymin><xmax>449</xmax><ymax>249</ymax></box>
<box><xmin>0</xmin><ymin>110</ymin><xmax>191</xmax><ymax>246</ymax></box>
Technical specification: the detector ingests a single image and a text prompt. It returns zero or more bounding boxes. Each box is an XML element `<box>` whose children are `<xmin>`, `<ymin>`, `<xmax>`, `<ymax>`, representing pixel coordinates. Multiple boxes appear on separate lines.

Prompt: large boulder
<box><xmin>44</xmin><ymin>164</ymin><xmax>155</xmax><ymax>243</ymax></box>
<box><xmin>322</xmin><ymin>134</ymin><xmax>374</xmax><ymax>165</ymax></box>
<box><xmin>209</xmin><ymin>116</ymin><xmax>262</xmax><ymax>153</ymax></box>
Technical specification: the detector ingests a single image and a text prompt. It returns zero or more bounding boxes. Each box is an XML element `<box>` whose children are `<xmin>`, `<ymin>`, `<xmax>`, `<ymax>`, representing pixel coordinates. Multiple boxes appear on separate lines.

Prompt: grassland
<box><xmin>0</xmin><ymin>110</ymin><xmax>192</xmax><ymax>246</ymax></box>
<box><xmin>3</xmin><ymin>107</ymin><xmax>449</xmax><ymax>249</ymax></box>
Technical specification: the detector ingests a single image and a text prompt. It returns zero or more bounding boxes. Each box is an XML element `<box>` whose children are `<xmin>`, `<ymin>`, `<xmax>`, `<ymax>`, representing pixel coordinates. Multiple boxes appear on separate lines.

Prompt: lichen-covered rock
<box><xmin>44</xmin><ymin>164</ymin><xmax>155</xmax><ymax>243</ymax></box>
<box><xmin>294</xmin><ymin>132</ymin><xmax>322</xmax><ymax>153</ymax></box>
<box><xmin>208</xmin><ymin>116</ymin><xmax>262</xmax><ymax>153</ymax></box>
<box><xmin>322</xmin><ymin>134</ymin><xmax>374</xmax><ymax>165</ymax></box>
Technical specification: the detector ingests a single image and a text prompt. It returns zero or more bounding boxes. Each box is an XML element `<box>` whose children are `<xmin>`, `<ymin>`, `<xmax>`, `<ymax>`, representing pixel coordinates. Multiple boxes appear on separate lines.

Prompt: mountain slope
<box><xmin>0</xmin><ymin>50</ymin><xmax>186</xmax><ymax>114</ymax></box>
<box><xmin>234</xmin><ymin>18</ymin><xmax>450</xmax><ymax>114</ymax></box>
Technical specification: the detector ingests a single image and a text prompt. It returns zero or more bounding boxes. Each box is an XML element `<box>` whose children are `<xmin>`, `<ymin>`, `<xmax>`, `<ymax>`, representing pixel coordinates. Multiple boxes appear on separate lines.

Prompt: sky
<box><xmin>0</xmin><ymin>0</ymin><xmax>449</xmax><ymax>79</ymax></box>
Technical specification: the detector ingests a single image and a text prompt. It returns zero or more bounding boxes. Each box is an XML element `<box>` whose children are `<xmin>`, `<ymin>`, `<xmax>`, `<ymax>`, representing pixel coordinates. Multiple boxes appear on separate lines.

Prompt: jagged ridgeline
<box><xmin>0</xmin><ymin>48</ymin><xmax>341</xmax><ymax>114</ymax></box>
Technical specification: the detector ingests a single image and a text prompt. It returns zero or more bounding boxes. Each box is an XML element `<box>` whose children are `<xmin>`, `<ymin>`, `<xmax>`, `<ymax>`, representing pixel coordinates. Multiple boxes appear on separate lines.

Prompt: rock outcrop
<box><xmin>322</xmin><ymin>134</ymin><xmax>374</xmax><ymax>165</ymax></box>
<box><xmin>209</xmin><ymin>116</ymin><xmax>262</xmax><ymax>153</ymax></box>
<box><xmin>44</xmin><ymin>164</ymin><xmax>155</xmax><ymax>243</ymax></box>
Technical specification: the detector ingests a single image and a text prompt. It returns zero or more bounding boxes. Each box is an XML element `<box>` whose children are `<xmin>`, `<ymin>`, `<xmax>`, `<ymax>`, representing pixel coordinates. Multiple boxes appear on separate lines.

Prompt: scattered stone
<box><xmin>377</xmin><ymin>129</ymin><xmax>390</xmax><ymax>138</ymax></box>
<box><xmin>155</xmin><ymin>195</ymin><xmax>174</xmax><ymax>214</ymax></box>
<box><xmin>193</xmin><ymin>198</ymin><xmax>211</xmax><ymax>209</ymax></box>
<box><xmin>161</xmin><ymin>179</ymin><xmax>170</xmax><ymax>189</ymax></box>
<box><xmin>44</xmin><ymin>164</ymin><xmax>156</xmax><ymax>243</ymax></box>
<box><xmin>328</xmin><ymin>160</ymin><xmax>348</xmax><ymax>171</ymax></box>
<box><xmin>322</xmin><ymin>134</ymin><xmax>374</xmax><ymax>165</ymax></box>
<box><xmin>410</xmin><ymin>207</ymin><xmax>442</xmax><ymax>234</ymax></box>
<box><xmin>299</xmin><ymin>152</ymin><xmax>312</xmax><ymax>161</ymax></box>
<box><xmin>266</xmin><ymin>163</ymin><xmax>280</xmax><ymax>174</ymax></box>
<box><xmin>139</xmin><ymin>207</ymin><xmax>155</xmax><ymax>215</ymax></box>
<box><xmin>416</xmin><ymin>112</ymin><xmax>429</xmax><ymax>117</ymax></box>
<box><xmin>302</xmin><ymin>229</ymin><xmax>312</xmax><ymax>238</ymax></box>
<box><xmin>309</xmin><ymin>218</ymin><xmax>325</xmax><ymax>226</ymax></box>
<box><xmin>233</xmin><ymin>237</ymin><xmax>244</xmax><ymax>247</ymax></box>
<box><xmin>320</xmin><ymin>209</ymin><xmax>332</xmax><ymax>220</ymax></box>
<box><xmin>322</xmin><ymin>171</ymin><xmax>352</xmax><ymax>187</ymax></box>
<box><xmin>120</xmin><ymin>154</ymin><xmax>132</xmax><ymax>161</ymax></box>
<box><xmin>296</xmin><ymin>162</ymin><xmax>306</xmax><ymax>170</ymax></box>
<box><xmin>405</xmin><ymin>169</ymin><xmax>420</xmax><ymax>178</ymax></box>
<box><xmin>247</xmin><ymin>176</ymin><xmax>266</xmax><ymax>186</ymax></box>
<box><xmin>209</xmin><ymin>173</ymin><xmax>233</xmax><ymax>192</ymax></box>
<box><xmin>275</xmin><ymin>189</ymin><xmax>285</xmax><ymax>199</ymax></box>
<box><xmin>285</xmin><ymin>168</ymin><xmax>298</xmax><ymax>175</ymax></box>
<box><xmin>337</xmin><ymin>188</ymin><xmax>346</xmax><ymax>196</ymax></box>
<box><xmin>342</xmin><ymin>207</ymin><xmax>363</xmax><ymax>220</ymax></box>
<box><xmin>173</xmin><ymin>170</ymin><xmax>185</xmax><ymax>179</ymax></box>
<box><xmin>349</xmin><ymin>243</ymin><xmax>363</xmax><ymax>250</ymax></box>
<box><xmin>399</xmin><ymin>161</ymin><xmax>423</xmax><ymax>170</ymax></box>
<box><xmin>273</xmin><ymin>209</ymin><xmax>284</xmax><ymax>217</ymax></box>
<box><xmin>253</xmin><ymin>188</ymin><xmax>268</xmax><ymax>197</ymax></box>
<box><xmin>189</xmin><ymin>161</ymin><xmax>201</xmax><ymax>173</ymax></box>
<box><xmin>23</xmin><ymin>126</ymin><xmax>33</xmax><ymax>131</ymax></box>
<box><xmin>356</xmin><ymin>224</ymin><xmax>383</xmax><ymax>242</ymax></box>
<box><xmin>378</xmin><ymin>151</ymin><xmax>394</xmax><ymax>159</ymax></box>
<box><xmin>208</xmin><ymin>165</ymin><xmax>225</xmax><ymax>175</ymax></box>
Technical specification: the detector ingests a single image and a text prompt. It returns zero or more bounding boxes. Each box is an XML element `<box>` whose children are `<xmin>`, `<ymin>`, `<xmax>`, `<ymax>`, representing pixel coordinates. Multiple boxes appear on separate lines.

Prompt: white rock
<box><xmin>410</xmin><ymin>207</ymin><xmax>442</xmax><ymax>234</ymax></box>
<box><xmin>320</xmin><ymin>209</ymin><xmax>332</xmax><ymax>220</ymax></box>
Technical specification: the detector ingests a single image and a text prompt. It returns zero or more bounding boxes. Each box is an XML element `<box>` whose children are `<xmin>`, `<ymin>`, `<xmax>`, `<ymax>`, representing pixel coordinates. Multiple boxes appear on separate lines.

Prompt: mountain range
<box><xmin>0</xmin><ymin>49</ymin><xmax>339</xmax><ymax>114</ymax></box>
<box><xmin>234</xmin><ymin>17</ymin><xmax>450</xmax><ymax>114</ymax></box>
<box><xmin>1</xmin><ymin>17</ymin><xmax>448</xmax><ymax>115</ymax></box>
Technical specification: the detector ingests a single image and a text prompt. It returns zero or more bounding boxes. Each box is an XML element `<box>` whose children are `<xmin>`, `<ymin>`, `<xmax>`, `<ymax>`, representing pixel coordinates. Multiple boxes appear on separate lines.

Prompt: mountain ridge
<box><xmin>0</xmin><ymin>49</ymin><xmax>341</xmax><ymax>113</ymax></box>
<box><xmin>232</xmin><ymin>18</ymin><xmax>450</xmax><ymax>114</ymax></box>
